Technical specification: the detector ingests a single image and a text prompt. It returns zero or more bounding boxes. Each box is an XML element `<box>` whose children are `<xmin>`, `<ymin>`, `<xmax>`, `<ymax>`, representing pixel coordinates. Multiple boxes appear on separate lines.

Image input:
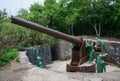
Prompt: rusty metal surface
<box><xmin>70</xmin><ymin>41</ymin><xmax>89</xmax><ymax>66</ymax></box>
<box><xmin>11</xmin><ymin>16</ymin><xmax>81</xmax><ymax>45</ymax></box>
<box><xmin>66</xmin><ymin>63</ymin><xmax>96</xmax><ymax>72</ymax></box>
<box><xmin>68</xmin><ymin>42</ymin><xmax>96</xmax><ymax>72</ymax></box>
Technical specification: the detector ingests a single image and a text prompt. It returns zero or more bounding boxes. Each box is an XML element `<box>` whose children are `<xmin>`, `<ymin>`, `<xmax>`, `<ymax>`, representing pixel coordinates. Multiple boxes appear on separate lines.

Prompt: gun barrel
<box><xmin>11</xmin><ymin>16</ymin><xmax>81</xmax><ymax>45</ymax></box>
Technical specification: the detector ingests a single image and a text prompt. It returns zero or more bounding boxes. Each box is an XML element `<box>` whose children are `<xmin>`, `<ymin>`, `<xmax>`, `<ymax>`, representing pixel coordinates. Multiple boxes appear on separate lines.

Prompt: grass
<box><xmin>0</xmin><ymin>49</ymin><xmax>19</xmax><ymax>67</ymax></box>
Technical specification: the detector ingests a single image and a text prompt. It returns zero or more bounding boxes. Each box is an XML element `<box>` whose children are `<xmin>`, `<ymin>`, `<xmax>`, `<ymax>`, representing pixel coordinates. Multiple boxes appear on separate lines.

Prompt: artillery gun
<box><xmin>11</xmin><ymin>16</ymin><xmax>96</xmax><ymax>72</ymax></box>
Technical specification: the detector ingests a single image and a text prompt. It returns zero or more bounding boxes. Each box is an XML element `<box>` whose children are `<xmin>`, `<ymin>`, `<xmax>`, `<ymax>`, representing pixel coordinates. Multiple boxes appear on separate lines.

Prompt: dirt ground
<box><xmin>0</xmin><ymin>60</ymin><xmax>120</xmax><ymax>81</ymax></box>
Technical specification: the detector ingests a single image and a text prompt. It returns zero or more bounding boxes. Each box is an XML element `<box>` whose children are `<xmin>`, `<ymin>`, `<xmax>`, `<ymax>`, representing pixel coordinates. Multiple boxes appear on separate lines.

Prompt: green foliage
<box><xmin>17</xmin><ymin>8</ymin><xmax>30</xmax><ymax>20</ymax></box>
<box><xmin>0</xmin><ymin>22</ymin><xmax>58</xmax><ymax>49</ymax></box>
<box><xmin>0</xmin><ymin>49</ymin><xmax>18</xmax><ymax>67</ymax></box>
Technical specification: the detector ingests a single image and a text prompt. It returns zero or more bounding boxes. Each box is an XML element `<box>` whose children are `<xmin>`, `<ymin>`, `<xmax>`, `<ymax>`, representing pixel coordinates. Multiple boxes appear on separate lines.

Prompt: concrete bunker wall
<box><xmin>21</xmin><ymin>40</ymin><xmax>120</xmax><ymax>66</ymax></box>
<box><xmin>107</xmin><ymin>42</ymin><xmax>120</xmax><ymax>66</ymax></box>
<box><xmin>51</xmin><ymin>41</ymin><xmax>72</xmax><ymax>60</ymax></box>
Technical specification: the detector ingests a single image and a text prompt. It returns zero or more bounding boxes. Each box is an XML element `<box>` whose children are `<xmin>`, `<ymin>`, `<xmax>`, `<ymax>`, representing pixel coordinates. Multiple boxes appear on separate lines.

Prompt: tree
<box><xmin>16</xmin><ymin>0</ymin><xmax>120</xmax><ymax>38</ymax></box>
<box><xmin>43</xmin><ymin>0</ymin><xmax>57</xmax><ymax>27</ymax></box>
<box><xmin>17</xmin><ymin>8</ymin><xmax>29</xmax><ymax>20</ymax></box>
<box><xmin>29</xmin><ymin>3</ymin><xmax>44</xmax><ymax>24</ymax></box>
<box><xmin>0</xmin><ymin>9</ymin><xmax>8</xmax><ymax>22</ymax></box>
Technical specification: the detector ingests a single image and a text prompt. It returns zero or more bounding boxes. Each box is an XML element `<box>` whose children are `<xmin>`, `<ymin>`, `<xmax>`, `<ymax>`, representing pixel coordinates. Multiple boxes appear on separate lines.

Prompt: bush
<box><xmin>0</xmin><ymin>22</ymin><xmax>59</xmax><ymax>48</ymax></box>
<box><xmin>0</xmin><ymin>49</ymin><xmax>19</xmax><ymax>67</ymax></box>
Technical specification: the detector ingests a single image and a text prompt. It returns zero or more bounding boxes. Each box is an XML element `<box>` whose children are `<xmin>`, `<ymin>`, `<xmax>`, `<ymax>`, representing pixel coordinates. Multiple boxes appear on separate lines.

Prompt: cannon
<box><xmin>11</xmin><ymin>16</ymin><xmax>96</xmax><ymax>72</ymax></box>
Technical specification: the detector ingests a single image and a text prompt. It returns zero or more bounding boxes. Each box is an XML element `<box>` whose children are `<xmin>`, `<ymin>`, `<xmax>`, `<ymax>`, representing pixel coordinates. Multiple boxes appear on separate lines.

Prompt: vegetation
<box><xmin>0</xmin><ymin>0</ymin><xmax>120</xmax><ymax>67</ymax></box>
<box><xmin>0</xmin><ymin>49</ymin><xmax>19</xmax><ymax>67</ymax></box>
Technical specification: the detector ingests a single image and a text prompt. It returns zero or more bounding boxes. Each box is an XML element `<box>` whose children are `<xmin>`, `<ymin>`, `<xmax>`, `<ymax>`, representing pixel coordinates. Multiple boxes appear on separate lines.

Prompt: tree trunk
<box><xmin>93</xmin><ymin>23</ymin><xmax>99</xmax><ymax>37</ymax></box>
<box><xmin>71</xmin><ymin>23</ymin><xmax>74</xmax><ymax>35</ymax></box>
<box><xmin>91</xmin><ymin>22</ymin><xmax>101</xmax><ymax>37</ymax></box>
<box><xmin>98</xmin><ymin>22</ymin><xmax>101</xmax><ymax>37</ymax></box>
<box><xmin>68</xmin><ymin>23</ymin><xmax>74</xmax><ymax>35</ymax></box>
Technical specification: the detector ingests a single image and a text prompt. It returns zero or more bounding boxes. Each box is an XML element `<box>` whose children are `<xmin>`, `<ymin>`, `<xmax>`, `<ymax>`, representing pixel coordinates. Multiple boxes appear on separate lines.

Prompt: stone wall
<box><xmin>107</xmin><ymin>42</ymin><xmax>120</xmax><ymax>66</ymax></box>
<box><xmin>51</xmin><ymin>41</ymin><xmax>72</xmax><ymax>60</ymax></box>
<box><xmin>22</xmin><ymin>42</ymin><xmax>71</xmax><ymax>66</ymax></box>
<box><xmin>26</xmin><ymin>44</ymin><xmax>52</xmax><ymax>66</ymax></box>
